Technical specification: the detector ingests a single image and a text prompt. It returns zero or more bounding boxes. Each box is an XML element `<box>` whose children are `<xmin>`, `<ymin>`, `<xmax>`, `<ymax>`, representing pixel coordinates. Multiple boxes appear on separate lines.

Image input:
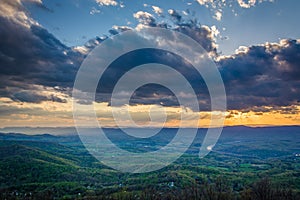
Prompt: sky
<box><xmin>0</xmin><ymin>0</ymin><xmax>300</xmax><ymax>128</ymax></box>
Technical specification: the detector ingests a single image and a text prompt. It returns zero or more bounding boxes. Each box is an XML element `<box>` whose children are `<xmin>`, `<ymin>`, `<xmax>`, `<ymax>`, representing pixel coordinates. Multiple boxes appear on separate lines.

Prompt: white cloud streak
<box><xmin>95</xmin><ymin>0</ymin><xmax>118</xmax><ymax>6</ymax></box>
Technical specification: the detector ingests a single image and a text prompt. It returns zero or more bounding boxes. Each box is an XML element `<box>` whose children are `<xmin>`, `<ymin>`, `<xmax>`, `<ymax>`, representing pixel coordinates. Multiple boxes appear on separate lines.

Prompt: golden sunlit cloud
<box><xmin>1</xmin><ymin>95</ymin><xmax>299</xmax><ymax>128</ymax></box>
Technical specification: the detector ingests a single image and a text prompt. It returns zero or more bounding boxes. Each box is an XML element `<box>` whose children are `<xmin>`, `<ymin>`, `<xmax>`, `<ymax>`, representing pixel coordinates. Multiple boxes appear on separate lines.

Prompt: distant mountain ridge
<box><xmin>0</xmin><ymin>127</ymin><xmax>77</xmax><ymax>135</ymax></box>
<box><xmin>1</xmin><ymin>125</ymin><xmax>300</xmax><ymax>136</ymax></box>
<box><xmin>0</xmin><ymin>125</ymin><xmax>299</xmax><ymax>143</ymax></box>
<box><xmin>0</xmin><ymin>132</ymin><xmax>80</xmax><ymax>143</ymax></box>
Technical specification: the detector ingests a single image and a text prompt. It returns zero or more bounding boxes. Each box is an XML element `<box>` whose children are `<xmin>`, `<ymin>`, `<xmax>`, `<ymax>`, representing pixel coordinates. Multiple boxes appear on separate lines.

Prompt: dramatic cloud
<box><xmin>0</xmin><ymin>0</ymin><xmax>299</xmax><ymax>128</ymax></box>
<box><xmin>0</xmin><ymin>0</ymin><xmax>41</xmax><ymax>27</ymax></box>
<box><xmin>0</xmin><ymin>19</ymin><xmax>83</xmax><ymax>89</ymax></box>
<box><xmin>131</xmin><ymin>9</ymin><xmax>218</xmax><ymax>56</ymax></box>
<box><xmin>93</xmin><ymin>10</ymin><xmax>220</xmax><ymax>110</ymax></box>
<box><xmin>94</xmin><ymin>10</ymin><xmax>300</xmax><ymax>112</ymax></box>
<box><xmin>219</xmin><ymin>39</ymin><xmax>300</xmax><ymax>110</ymax></box>
<box><xmin>0</xmin><ymin>0</ymin><xmax>84</xmax><ymax>103</ymax></box>
<box><xmin>12</xmin><ymin>89</ymin><xmax>67</xmax><ymax>103</ymax></box>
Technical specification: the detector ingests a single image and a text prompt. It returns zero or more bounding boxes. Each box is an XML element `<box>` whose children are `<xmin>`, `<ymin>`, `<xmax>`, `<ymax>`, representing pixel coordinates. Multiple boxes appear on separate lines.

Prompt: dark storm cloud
<box><xmin>166</xmin><ymin>10</ymin><xmax>218</xmax><ymax>55</ymax></box>
<box><xmin>0</xmin><ymin>18</ymin><xmax>80</xmax><ymax>79</ymax></box>
<box><xmin>11</xmin><ymin>90</ymin><xmax>66</xmax><ymax>103</ymax></box>
<box><xmin>0</xmin><ymin>5</ymin><xmax>84</xmax><ymax>103</ymax></box>
<box><xmin>96</xmin><ymin>11</ymin><xmax>219</xmax><ymax>109</ymax></box>
<box><xmin>0</xmin><ymin>0</ymin><xmax>105</xmax><ymax>104</ymax></box>
<box><xmin>1</xmin><ymin>1</ymin><xmax>299</xmax><ymax>112</ymax></box>
<box><xmin>173</xmin><ymin>25</ymin><xmax>217</xmax><ymax>56</ymax></box>
<box><xmin>94</xmin><ymin>29</ymin><xmax>300</xmax><ymax>111</ymax></box>
<box><xmin>219</xmin><ymin>39</ymin><xmax>300</xmax><ymax>110</ymax></box>
<box><xmin>95</xmin><ymin>48</ymin><xmax>210</xmax><ymax>110</ymax></box>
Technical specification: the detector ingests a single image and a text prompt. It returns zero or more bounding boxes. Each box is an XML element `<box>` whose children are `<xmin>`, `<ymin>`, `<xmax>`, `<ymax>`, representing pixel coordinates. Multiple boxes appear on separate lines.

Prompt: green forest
<box><xmin>0</xmin><ymin>127</ymin><xmax>299</xmax><ymax>199</ymax></box>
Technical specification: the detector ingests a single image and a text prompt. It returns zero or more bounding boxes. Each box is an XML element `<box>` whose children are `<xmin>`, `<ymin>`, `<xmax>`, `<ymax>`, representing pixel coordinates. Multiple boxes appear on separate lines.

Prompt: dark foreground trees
<box><xmin>82</xmin><ymin>177</ymin><xmax>299</xmax><ymax>200</ymax></box>
<box><xmin>2</xmin><ymin>177</ymin><xmax>296</xmax><ymax>200</ymax></box>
